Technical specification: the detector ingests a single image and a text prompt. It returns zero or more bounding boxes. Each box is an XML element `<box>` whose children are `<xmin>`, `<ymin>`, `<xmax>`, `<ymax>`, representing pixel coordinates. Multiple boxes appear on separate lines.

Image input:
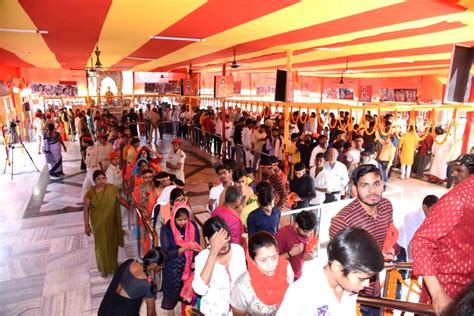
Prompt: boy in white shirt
<box><xmin>278</xmin><ymin>227</ymin><xmax>384</xmax><ymax>316</ymax></box>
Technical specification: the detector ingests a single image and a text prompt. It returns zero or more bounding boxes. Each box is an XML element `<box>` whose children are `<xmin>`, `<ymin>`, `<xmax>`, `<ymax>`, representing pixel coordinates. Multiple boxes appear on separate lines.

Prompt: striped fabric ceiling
<box><xmin>1</xmin><ymin>0</ymin><xmax>473</xmax><ymax>78</ymax></box>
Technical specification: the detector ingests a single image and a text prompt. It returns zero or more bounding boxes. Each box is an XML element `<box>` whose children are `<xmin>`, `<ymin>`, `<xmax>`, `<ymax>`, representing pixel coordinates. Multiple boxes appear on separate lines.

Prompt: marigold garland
<box><xmin>299</xmin><ymin>109</ymin><xmax>309</xmax><ymax>124</ymax></box>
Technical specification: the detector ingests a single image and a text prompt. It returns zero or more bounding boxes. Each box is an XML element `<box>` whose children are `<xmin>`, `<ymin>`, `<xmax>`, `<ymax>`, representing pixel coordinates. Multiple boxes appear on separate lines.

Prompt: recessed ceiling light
<box><xmin>0</xmin><ymin>28</ymin><xmax>48</xmax><ymax>34</ymax></box>
<box><xmin>149</xmin><ymin>35</ymin><xmax>205</xmax><ymax>42</ymax></box>
<box><xmin>384</xmin><ymin>58</ymin><xmax>415</xmax><ymax>63</ymax></box>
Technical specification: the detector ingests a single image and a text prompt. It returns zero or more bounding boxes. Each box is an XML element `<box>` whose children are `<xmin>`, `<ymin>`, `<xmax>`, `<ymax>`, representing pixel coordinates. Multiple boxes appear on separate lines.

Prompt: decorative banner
<box><xmin>378</xmin><ymin>88</ymin><xmax>417</xmax><ymax>102</ymax></box>
<box><xmin>359</xmin><ymin>85</ymin><xmax>372</xmax><ymax>102</ymax></box>
<box><xmin>338</xmin><ymin>87</ymin><xmax>354</xmax><ymax>100</ymax></box>
<box><xmin>144</xmin><ymin>82</ymin><xmax>181</xmax><ymax>94</ymax></box>
<box><xmin>256</xmin><ymin>85</ymin><xmax>276</xmax><ymax>95</ymax></box>
<box><xmin>181</xmin><ymin>74</ymin><xmax>199</xmax><ymax>96</ymax></box>
<box><xmin>233</xmin><ymin>81</ymin><xmax>242</xmax><ymax>95</ymax></box>
<box><xmin>31</xmin><ymin>83</ymin><xmax>78</xmax><ymax>96</ymax></box>
<box><xmin>214</xmin><ymin>75</ymin><xmax>234</xmax><ymax>98</ymax></box>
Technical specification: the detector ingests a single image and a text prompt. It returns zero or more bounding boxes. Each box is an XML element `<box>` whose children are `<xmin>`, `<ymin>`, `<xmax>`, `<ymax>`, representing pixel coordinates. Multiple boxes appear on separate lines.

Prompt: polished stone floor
<box><xmin>0</xmin><ymin>136</ymin><xmax>447</xmax><ymax>315</ymax></box>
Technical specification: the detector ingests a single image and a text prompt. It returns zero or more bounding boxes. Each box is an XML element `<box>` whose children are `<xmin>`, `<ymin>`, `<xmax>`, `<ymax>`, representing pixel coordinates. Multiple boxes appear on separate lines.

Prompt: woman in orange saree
<box><xmin>132</xmin><ymin>168</ymin><xmax>159</xmax><ymax>254</ymax></box>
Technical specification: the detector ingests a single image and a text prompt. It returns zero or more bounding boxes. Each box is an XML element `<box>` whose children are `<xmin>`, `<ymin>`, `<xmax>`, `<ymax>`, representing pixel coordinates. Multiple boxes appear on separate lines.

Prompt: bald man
<box><xmin>314</xmin><ymin>148</ymin><xmax>349</xmax><ymax>203</ymax></box>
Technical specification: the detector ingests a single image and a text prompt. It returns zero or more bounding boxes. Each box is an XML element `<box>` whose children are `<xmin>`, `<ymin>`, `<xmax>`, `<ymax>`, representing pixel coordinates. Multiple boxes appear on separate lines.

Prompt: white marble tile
<box><xmin>43</xmin><ymin>266</ymin><xmax>89</xmax><ymax>296</ymax></box>
<box><xmin>17</xmin><ymin>226</ymin><xmax>52</xmax><ymax>244</ymax></box>
<box><xmin>0</xmin><ymin>220</ymin><xmax>23</xmax><ymax>234</ymax></box>
<box><xmin>0</xmin><ymin>297</ymin><xmax>42</xmax><ymax>316</ymax></box>
<box><xmin>49</xmin><ymin>233</ymin><xmax>87</xmax><ymax>255</ymax></box>
<box><xmin>47</xmin><ymin>248</ymin><xmax>89</xmax><ymax>273</ymax></box>
<box><xmin>21</xmin><ymin>215</ymin><xmax>55</xmax><ymax>230</ymax></box>
<box><xmin>0</xmin><ymin>274</ymin><xmax>45</xmax><ymax>306</ymax></box>
<box><xmin>54</xmin><ymin>211</ymin><xmax>84</xmax><ymax>227</ymax></box>
<box><xmin>0</xmin><ymin>254</ymin><xmax>48</xmax><ymax>282</ymax></box>
<box><xmin>39</xmin><ymin>289</ymin><xmax>91</xmax><ymax>316</ymax></box>
<box><xmin>11</xmin><ymin>239</ymin><xmax>51</xmax><ymax>258</ymax></box>
<box><xmin>51</xmin><ymin>224</ymin><xmax>84</xmax><ymax>238</ymax></box>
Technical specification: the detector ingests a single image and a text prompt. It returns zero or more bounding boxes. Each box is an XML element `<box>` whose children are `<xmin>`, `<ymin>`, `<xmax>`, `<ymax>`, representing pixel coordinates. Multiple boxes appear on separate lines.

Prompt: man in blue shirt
<box><xmin>247</xmin><ymin>182</ymin><xmax>281</xmax><ymax>236</ymax></box>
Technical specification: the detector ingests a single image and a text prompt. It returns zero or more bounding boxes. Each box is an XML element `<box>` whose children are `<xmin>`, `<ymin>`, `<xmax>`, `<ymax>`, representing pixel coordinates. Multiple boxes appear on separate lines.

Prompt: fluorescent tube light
<box><xmin>124</xmin><ymin>56</ymin><xmax>155</xmax><ymax>61</ymax></box>
<box><xmin>149</xmin><ymin>35</ymin><xmax>205</xmax><ymax>42</ymax></box>
<box><xmin>0</xmin><ymin>28</ymin><xmax>48</xmax><ymax>34</ymax></box>
<box><xmin>314</xmin><ymin>47</ymin><xmax>342</xmax><ymax>51</ymax></box>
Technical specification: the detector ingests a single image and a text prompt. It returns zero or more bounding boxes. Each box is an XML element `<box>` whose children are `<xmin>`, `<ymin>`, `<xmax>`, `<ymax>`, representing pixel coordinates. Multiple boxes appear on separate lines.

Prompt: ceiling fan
<box><xmin>333</xmin><ymin>58</ymin><xmax>354</xmax><ymax>85</ymax></box>
<box><xmin>230</xmin><ymin>48</ymin><xmax>240</xmax><ymax>69</ymax></box>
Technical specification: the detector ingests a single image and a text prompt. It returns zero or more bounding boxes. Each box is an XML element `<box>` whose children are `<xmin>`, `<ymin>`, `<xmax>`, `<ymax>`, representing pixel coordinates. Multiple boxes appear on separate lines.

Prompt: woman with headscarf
<box><xmin>136</xmin><ymin>145</ymin><xmax>163</xmax><ymax>174</ymax></box>
<box><xmin>98</xmin><ymin>247</ymin><xmax>167</xmax><ymax>316</ymax></box>
<box><xmin>160</xmin><ymin>202</ymin><xmax>201</xmax><ymax>316</ymax></box>
<box><xmin>231</xmin><ymin>231</ymin><xmax>293</xmax><ymax>315</ymax></box>
<box><xmin>84</xmin><ymin>170</ymin><xmax>130</xmax><ymax>277</ymax></box>
<box><xmin>43</xmin><ymin>123</ymin><xmax>67</xmax><ymax>177</ymax></box>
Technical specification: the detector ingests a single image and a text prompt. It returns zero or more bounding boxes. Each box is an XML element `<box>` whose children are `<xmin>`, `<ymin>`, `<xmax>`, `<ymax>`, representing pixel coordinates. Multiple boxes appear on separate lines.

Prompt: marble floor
<box><xmin>0</xmin><ymin>136</ymin><xmax>447</xmax><ymax>315</ymax></box>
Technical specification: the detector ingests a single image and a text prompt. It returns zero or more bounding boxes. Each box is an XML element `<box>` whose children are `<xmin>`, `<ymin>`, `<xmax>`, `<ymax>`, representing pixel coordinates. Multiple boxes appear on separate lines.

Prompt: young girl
<box><xmin>160</xmin><ymin>203</ymin><xmax>201</xmax><ymax>315</ymax></box>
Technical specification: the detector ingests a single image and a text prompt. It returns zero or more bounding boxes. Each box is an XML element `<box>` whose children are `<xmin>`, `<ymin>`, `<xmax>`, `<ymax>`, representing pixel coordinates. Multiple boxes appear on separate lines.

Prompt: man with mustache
<box><xmin>329</xmin><ymin>164</ymin><xmax>394</xmax><ymax>316</ymax></box>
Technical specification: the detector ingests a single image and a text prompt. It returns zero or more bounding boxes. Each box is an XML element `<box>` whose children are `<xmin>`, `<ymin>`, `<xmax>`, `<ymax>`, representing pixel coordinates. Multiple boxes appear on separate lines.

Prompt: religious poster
<box><xmin>181</xmin><ymin>74</ymin><xmax>199</xmax><ymax>96</ymax></box>
<box><xmin>300</xmin><ymin>82</ymin><xmax>310</xmax><ymax>97</ymax></box>
<box><xmin>233</xmin><ymin>81</ymin><xmax>242</xmax><ymax>95</ymax></box>
<box><xmin>31</xmin><ymin>83</ymin><xmax>78</xmax><ymax>96</ymax></box>
<box><xmin>324</xmin><ymin>88</ymin><xmax>339</xmax><ymax>100</ymax></box>
<box><xmin>214</xmin><ymin>75</ymin><xmax>234</xmax><ymax>98</ymax></box>
<box><xmin>256</xmin><ymin>85</ymin><xmax>276</xmax><ymax>95</ymax></box>
<box><xmin>144</xmin><ymin>83</ymin><xmax>157</xmax><ymax>93</ymax></box>
<box><xmin>144</xmin><ymin>82</ymin><xmax>181</xmax><ymax>94</ymax></box>
<box><xmin>394</xmin><ymin>89</ymin><xmax>418</xmax><ymax>102</ymax></box>
<box><xmin>359</xmin><ymin>85</ymin><xmax>372</xmax><ymax>102</ymax></box>
<box><xmin>338</xmin><ymin>88</ymin><xmax>354</xmax><ymax>100</ymax></box>
<box><xmin>378</xmin><ymin>88</ymin><xmax>417</xmax><ymax>102</ymax></box>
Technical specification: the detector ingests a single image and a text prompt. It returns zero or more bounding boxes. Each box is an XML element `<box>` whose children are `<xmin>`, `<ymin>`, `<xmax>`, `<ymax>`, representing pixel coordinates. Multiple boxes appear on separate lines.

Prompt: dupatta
<box><xmin>246</xmin><ymin>252</ymin><xmax>290</xmax><ymax>307</ymax></box>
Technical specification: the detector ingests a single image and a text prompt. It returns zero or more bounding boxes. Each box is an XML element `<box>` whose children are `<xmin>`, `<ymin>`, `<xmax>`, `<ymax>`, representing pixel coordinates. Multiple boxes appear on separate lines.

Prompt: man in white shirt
<box><xmin>346</xmin><ymin>135</ymin><xmax>364</xmax><ymax>167</ymax></box>
<box><xmin>398</xmin><ymin>195</ymin><xmax>438</xmax><ymax>261</ymax></box>
<box><xmin>166</xmin><ymin>138</ymin><xmax>186</xmax><ymax>181</ymax></box>
<box><xmin>81</xmin><ymin>139</ymin><xmax>100</xmax><ymax>199</ymax></box>
<box><xmin>171</xmin><ymin>105</ymin><xmax>181</xmax><ymax>137</ymax></box>
<box><xmin>208</xmin><ymin>164</ymin><xmax>233</xmax><ymax>212</ymax></box>
<box><xmin>105</xmin><ymin>151</ymin><xmax>123</xmax><ymax>187</ymax></box>
<box><xmin>241</xmin><ymin>120</ymin><xmax>254</xmax><ymax>168</ymax></box>
<box><xmin>96</xmin><ymin>134</ymin><xmax>113</xmax><ymax>171</ymax></box>
<box><xmin>278</xmin><ymin>227</ymin><xmax>384</xmax><ymax>316</ymax></box>
<box><xmin>143</xmin><ymin>103</ymin><xmax>152</xmax><ymax>144</ymax></box>
<box><xmin>192</xmin><ymin>217</ymin><xmax>246</xmax><ymax>316</ymax></box>
<box><xmin>309</xmin><ymin>135</ymin><xmax>328</xmax><ymax>168</ymax></box>
<box><xmin>149</xmin><ymin>107</ymin><xmax>160</xmax><ymax>144</ymax></box>
<box><xmin>315</xmin><ymin>148</ymin><xmax>349</xmax><ymax>203</ymax></box>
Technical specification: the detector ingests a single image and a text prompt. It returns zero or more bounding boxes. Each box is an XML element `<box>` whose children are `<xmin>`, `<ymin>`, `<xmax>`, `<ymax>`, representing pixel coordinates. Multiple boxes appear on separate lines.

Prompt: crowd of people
<box><xmin>29</xmin><ymin>101</ymin><xmax>474</xmax><ymax>315</ymax></box>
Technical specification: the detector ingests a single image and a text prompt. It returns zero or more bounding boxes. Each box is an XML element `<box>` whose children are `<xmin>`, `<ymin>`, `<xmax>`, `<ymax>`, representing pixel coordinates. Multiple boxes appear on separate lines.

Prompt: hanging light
<box><xmin>94</xmin><ymin>46</ymin><xmax>102</xmax><ymax>68</ymax></box>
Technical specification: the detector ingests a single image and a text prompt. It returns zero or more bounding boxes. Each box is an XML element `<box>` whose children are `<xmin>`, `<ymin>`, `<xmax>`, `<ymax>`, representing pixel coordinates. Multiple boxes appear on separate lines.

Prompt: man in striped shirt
<box><xmin>329</xmin><ymin>164</ymin><xmax>394</xmax><ymax>316</ymax></box>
